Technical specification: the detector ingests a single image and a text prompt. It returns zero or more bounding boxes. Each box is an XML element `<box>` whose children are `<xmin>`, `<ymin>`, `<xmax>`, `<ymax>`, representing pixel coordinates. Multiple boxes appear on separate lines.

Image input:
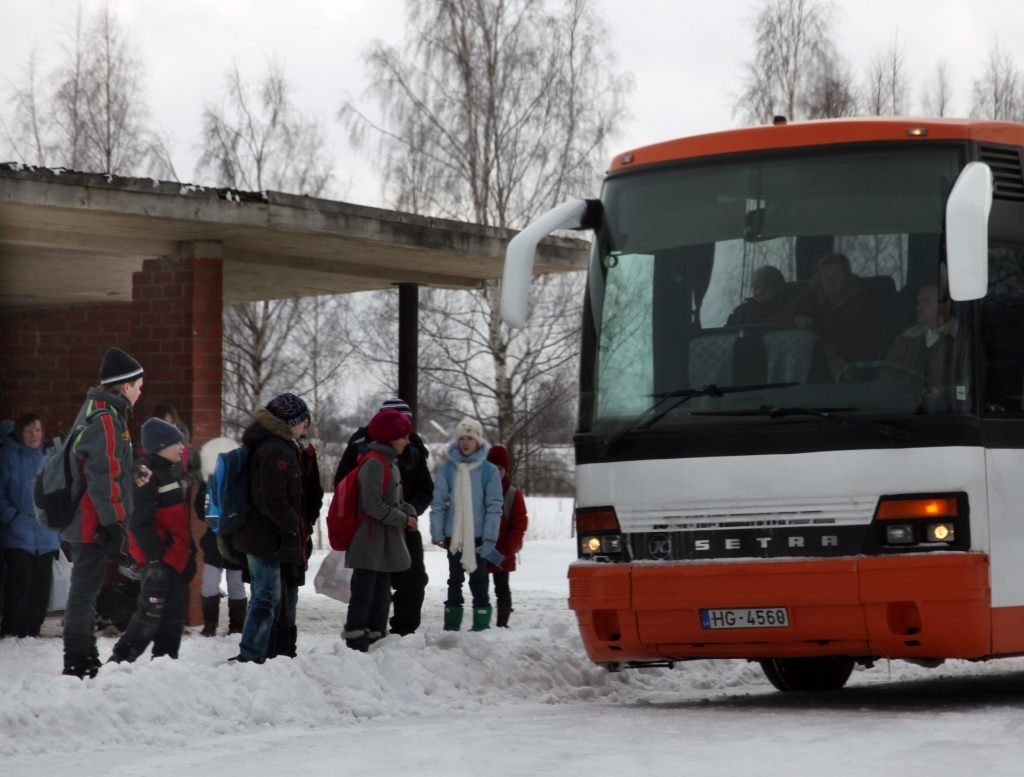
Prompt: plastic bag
<box><xmin>49</xmin><ymin>551</ymin><xmax>73</xmax><ymax>612</ymax></box>
<box><xmin>313</xmin><ymin>550</ymin><xmax>352</xmax><ymax>603</ymax></box>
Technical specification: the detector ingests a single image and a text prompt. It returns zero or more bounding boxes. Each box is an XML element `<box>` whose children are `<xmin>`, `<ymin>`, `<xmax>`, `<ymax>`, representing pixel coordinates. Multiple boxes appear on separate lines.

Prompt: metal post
<box><xmin>397</xmin><ymin>283</ymin><xmax>419</xmax><ymax>425</ymax></box>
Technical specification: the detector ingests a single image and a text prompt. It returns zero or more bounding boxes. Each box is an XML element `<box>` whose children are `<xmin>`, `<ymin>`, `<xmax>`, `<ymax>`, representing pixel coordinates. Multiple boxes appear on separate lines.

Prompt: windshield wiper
<box><xmin>690</xmin><ymin>405</ymin><xmax>911</xmax><ymax>442</ymax></box>
<box><xmin>598</xmin><ymin>382</ymin><xmax>798</xmax><ymax>455</ymax></box>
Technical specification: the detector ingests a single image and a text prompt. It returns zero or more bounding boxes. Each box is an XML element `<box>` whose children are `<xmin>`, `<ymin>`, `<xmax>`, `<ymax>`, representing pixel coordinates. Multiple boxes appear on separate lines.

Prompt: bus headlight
<box><xmin>584</xmin><ymin>536</ymin><xmax>602</xmax><ymax>553</ymax></box>
<box><xmin>602</xmin><ymin>535</ymin><xmax>622</xmax><ymax>553</ymax></box>
<box><xmin>581</xmin><ymin>535</ymin><xmax>622</xmax><ymax>555</ymax></box>
<box><xmin>925</xmin><ymin>523</ymin><xmax>955</xmax><ymax>543</ymax></box>
<box><xmin>885</xmin><ymin>524</ymin><xmax>915</xmax><ymax>545</ymax></box>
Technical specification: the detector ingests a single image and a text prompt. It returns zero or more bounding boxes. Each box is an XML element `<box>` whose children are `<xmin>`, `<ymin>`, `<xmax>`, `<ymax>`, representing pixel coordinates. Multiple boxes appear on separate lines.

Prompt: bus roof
<box><xmin>609</xmin><ymin>117</ymin><xmax>1024</xmax><ymax>173</ymax></box>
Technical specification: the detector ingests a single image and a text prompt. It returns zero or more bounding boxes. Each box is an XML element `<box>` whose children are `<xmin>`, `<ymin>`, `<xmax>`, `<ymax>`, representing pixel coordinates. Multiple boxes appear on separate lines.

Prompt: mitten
<box><xmin>95</xmin><ymin>522</ymin><xmax>131</xmax><ymax>565</ymax></box>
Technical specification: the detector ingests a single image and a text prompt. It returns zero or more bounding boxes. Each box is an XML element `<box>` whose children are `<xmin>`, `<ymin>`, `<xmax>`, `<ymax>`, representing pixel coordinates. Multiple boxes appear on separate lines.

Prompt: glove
<box><xmin>95</xmin><ymin>522</ymin><xmax>131</xmax><ymax>565</ymax></box>
<box><xmin>479</xmin><ymin>541</ymin><xmax>505</xmax><ymax>567</ymax></box>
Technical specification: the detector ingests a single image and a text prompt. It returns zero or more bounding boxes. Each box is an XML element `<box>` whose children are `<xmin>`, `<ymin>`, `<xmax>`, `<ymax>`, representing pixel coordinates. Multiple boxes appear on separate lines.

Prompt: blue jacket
<box><xmin>0</xmin><ymin>433</ymin><xmax>60</xmax><ymax>554</ymax></box>
<box><xmin>429</xmin><ymin>441</ymin><xmax>503</xmax><ymax>546</ymax></box>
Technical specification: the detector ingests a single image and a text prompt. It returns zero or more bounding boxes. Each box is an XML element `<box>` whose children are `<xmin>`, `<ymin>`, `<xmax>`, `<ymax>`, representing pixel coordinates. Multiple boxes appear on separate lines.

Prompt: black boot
<box><xmin>64</xmin><ymin>649</ymin><xmax>101</xmax><ymax>679</ymax></box>
<box><xmin>343</xmin><ymin>629</ymin><xmax>370</xmax><ymax>653</ymax></box>
<box><xmin>497</xmin><ymin>601</ymin><xmax>513</xmax><ymax>628</ymax></box>
<box><xmin>227</xmin><ymin>598</ymin><xmax>247</xmax><ymax>635</ymax></box>
<box><xmin>201</xmin><ymin>595</ymin><xmax>220</xmax><ymax>637</ymax></box>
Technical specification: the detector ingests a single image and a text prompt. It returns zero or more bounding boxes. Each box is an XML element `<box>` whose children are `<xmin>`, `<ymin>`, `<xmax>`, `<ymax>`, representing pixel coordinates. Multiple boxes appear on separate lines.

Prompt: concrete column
<box><xmin>397</xmin><ymin>283</ymin><xmax>419</xmax><ymax>425</ymax></box>
<box><xmin>130</xmin><ymin>241</ymin><xmax>224</xmax><ymax>627</ymax></box>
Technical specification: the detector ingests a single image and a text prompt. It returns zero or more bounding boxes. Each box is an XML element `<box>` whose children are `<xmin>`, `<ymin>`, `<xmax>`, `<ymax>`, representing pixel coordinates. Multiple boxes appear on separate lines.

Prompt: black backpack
<box><xmin>34</xmin><ymin>408</ymin><xmax>111</xmax><ymax>533</ymax></box>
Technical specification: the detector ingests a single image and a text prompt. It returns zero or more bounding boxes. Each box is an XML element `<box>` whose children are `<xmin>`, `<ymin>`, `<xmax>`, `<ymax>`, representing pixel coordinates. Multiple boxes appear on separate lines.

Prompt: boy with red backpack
<box><xmin>339</xmin><ymin>409</ymin><xmax>418</xmax><ymax>652</ymax></box>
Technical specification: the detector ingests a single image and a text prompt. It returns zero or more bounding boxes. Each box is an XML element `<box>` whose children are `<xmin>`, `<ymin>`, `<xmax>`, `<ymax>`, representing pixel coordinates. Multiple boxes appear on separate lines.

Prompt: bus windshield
<box><xmin>582</xmin><ymin>146</ymin><xmax>972</xmax><ymax>435</ymax></box>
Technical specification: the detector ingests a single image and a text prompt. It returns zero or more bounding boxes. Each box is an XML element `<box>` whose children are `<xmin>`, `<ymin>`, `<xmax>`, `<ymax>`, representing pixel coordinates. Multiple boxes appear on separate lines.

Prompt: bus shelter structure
<box><xmin>0</xmin><ymin>163</ymin><xmax>588</xmax><ymax>622</ymax></box>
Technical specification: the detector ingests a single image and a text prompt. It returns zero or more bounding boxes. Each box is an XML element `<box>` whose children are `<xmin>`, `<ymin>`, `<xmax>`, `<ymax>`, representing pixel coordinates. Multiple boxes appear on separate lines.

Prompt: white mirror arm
<box><xmin>501</xmin><ymin>199</ymin><xmax>590</xmax><ymax>329</ymax></box>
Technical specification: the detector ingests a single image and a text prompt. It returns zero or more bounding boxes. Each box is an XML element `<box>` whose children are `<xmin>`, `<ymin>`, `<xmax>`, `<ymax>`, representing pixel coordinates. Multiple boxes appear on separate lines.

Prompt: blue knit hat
<box><xmin>266</xmin><ymin>393</ymin><xmax>310</xmax><ymax>427</ymax></box>
<box><xmin>141</xmin><ymin>418</ymin><xmax>184</xmax><ymax>455</ymax></box>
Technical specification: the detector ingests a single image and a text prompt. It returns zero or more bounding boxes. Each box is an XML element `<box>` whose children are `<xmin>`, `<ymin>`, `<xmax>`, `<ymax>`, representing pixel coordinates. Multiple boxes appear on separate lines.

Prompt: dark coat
<box><xmin>128</xmin><ymin>454</ymin><xmax>193</xmax><ymax>574</ymax></box>
<box><xmin>232</xmin><ymin>408</ymin><xmax>304</xmax><ymax>565</ymax></box>
<box><xmin>334</xmin><ymin>428</ymin><xmax>433</xmax><ymax>515</ymax></box>
<box><xmin>344</xmin><ymin>442</ymin><xmax>414</xmax><ymax>573</ymax></box>
<box><xmin>64</xmin><ymin>388</ymin><xmax>135</xmax><ymax>544</ymax></box>
<box><xmin>776</xmin><ymin>278</ymin><xmax>881</xmax><ymax>362</ymax></box>
<box><xmin>726</xmin><ymin>295</ymin><xmax>787</xmax><ymax>326</ymax></box>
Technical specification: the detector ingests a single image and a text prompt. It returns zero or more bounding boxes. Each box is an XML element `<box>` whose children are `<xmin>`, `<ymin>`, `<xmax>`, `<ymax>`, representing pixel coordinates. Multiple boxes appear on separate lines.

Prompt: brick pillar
<box><xmin>131</xmin><ymin>242</ymin><xmax>223</xmax><ymax>626</ymax></box>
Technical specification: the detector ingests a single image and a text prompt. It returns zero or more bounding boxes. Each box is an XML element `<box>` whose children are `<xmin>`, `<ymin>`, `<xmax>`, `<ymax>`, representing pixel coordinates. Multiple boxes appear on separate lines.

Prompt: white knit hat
<box><xmin>454</xmin><ymin>417</ymin><xmax>484</xmax><ymax>444</ymax></box>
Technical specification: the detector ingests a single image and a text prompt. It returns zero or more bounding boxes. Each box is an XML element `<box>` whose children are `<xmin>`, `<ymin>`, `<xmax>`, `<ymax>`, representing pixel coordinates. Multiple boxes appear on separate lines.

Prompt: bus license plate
<box><xmin>700</xmin><ymin>607</ymin><xmax>789</xmax><ymax>629</ymax></box>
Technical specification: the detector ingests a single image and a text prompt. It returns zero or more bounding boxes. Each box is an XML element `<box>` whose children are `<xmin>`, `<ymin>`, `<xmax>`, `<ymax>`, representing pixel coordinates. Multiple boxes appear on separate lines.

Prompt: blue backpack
<box><xmin>205</xmin><ymin>439</ymin><xmax>276</xmax><ymax>534</ymax></box>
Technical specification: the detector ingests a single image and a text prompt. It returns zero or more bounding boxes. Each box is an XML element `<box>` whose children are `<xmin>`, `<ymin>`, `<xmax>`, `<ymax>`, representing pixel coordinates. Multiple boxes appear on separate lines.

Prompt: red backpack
<box><xmin>326</xmin><ymin>451</ymin><xmax>390</xmax><ymax>551</ymax></box>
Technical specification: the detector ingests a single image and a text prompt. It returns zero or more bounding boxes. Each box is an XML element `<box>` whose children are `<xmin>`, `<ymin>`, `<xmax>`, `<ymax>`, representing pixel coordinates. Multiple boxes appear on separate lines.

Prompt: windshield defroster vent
<box><xmin>979</xmin><ymin>145</ymin><xmax>1024</xmax><ymax>201</ymax></box>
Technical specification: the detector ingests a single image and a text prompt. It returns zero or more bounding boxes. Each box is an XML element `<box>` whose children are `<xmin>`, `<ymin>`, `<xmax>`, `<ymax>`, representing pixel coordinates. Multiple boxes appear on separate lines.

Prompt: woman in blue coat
<box><xmin>0</xmin><ymin>413</ymin><xmax>61</xmax><ymax>638</ymax></box>
<box><xmin>429</xmin><ymin>417</ymin><xmax>504</xmax><ymax>632</ymax></box>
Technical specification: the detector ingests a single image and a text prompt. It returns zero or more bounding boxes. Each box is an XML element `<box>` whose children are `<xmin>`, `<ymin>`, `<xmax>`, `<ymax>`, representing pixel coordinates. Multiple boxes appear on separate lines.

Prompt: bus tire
<box><xmin>759</xmin><ymin>656</ymin><xmax>855</xmax><ymax>692</ymax></box>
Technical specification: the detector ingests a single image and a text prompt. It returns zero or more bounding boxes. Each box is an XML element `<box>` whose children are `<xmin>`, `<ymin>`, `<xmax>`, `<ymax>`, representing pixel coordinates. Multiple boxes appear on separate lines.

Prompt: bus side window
<box><xmin>981</xmin><ymin>247</ymin><xmax>1024</xmax><ymax>417</ymax></box>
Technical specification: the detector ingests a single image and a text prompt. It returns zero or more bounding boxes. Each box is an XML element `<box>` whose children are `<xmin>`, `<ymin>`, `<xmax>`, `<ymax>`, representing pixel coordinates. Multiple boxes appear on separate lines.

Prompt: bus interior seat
<box><xmin>860</xmin><ymin>275</ymin><xmax>899</xmax><ymax>356</ymax></box>
<box><xmin>764</xmin><ymin>330</ymin><xmax>821</xmax><ymax>385</ymax></box>
<box><xmin>689</xmin><ymin>333</ymin><xmax>737</xmax><ymax>388</ymax></box>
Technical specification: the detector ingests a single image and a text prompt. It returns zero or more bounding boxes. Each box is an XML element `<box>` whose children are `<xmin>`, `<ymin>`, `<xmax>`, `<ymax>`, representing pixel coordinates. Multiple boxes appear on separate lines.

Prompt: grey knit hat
<box><xmin>141</xmin><ymin>418</ymin><xmax>184</xmax><ymax>455</ymax></box>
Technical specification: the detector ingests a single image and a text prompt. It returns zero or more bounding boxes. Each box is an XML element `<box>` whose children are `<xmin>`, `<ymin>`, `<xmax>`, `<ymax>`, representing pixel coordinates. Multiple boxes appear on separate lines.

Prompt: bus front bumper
<box><xmin>567</xmin><ymin>553</ymin><xmax>991</xmax><ymax>663</ymax></box>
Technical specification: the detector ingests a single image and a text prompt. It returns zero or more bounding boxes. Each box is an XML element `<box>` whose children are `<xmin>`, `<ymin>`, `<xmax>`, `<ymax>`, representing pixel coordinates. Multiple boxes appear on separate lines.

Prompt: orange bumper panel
<box><xmin>568</xmin><ymin>554</ymin><xmax>992</xmax><ymax>662</ymax></box>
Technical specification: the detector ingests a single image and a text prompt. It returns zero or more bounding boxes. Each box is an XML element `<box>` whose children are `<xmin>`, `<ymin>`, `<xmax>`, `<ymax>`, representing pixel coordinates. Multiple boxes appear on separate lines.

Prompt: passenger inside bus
<box><xmin>774</xmin><ymin>253</ymin><xmax>882</xmax><ymax>365</ymax></box>
<box><xmin>882</xmin><ymin>282</ymin><xmax>969</xmax><ymax>403</ymax></box>
<box><xmin>726</xmin><ymin>265</ymin><xmax>789</xmax><ymax>325</ymax></box>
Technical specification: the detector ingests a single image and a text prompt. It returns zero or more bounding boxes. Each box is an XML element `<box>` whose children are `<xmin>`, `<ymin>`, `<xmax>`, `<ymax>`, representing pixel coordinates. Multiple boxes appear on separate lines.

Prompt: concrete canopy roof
<box><xmin>0</xmin><ymin>164</ymin><xmax>590</xmax><ymax>308</ymax></box>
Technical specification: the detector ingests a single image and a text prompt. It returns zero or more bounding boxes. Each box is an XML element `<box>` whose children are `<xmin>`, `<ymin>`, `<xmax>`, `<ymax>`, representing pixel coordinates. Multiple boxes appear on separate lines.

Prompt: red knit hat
<box><xmin>486</xmin><ymin>444</ymin><xmax>510</xmax><ymax>471</ymax></box>
<box><xmin>368</xmin><ymin>408</ymin><xmax>413</xmax><ymax>442</ymax></box>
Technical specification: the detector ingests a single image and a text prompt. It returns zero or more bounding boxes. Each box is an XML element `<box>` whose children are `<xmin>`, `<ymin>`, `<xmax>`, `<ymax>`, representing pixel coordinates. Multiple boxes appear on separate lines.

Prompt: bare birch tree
<box><xmin>734</xmin><ymin>0</ymin><xmax>836</xmax><ymax>125</ymax></box>
<box><xmin>921</xmin><ymin>61</ymin><xmax>955</xmax><ymax>117</ymax></box>
<box><xmin>801</xmin><ymin>54</ymin><xmax>858</xmax><ymax>118</ymax></box>
<box><xmin>341</xmin><ymin>0</ymin><xmax>630</xmax><ymax>488</ymax></box>
<box><xmin>196</xmin><ymin>61</ymin><xmax>334</xmax><ymax>196</ymax></box>
<box><xmin>971</xmin><ymin>44</ymin><xmax>1024</xmax><ymax>122</ymax></box>
<box><xmin>1</xmin><ymin>2</ymin><xmax>173</xmax><ymax>176</ymax></box>
<box><xmin>865</xmin><ymin>32</ymin><xmax>911</xmax><ymax>116</ymax></box>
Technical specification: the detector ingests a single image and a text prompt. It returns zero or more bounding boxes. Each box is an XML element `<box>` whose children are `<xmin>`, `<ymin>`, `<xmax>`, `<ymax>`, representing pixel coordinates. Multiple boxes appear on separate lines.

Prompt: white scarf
<box><xmin>449</xmin><ymin>458</ymin><xmax>484</xmax><ymax>573</ymax></box>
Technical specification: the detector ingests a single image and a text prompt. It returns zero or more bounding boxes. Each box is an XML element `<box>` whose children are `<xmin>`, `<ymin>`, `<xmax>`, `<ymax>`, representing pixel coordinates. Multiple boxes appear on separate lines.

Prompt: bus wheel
<box><xmin>759</xmin><ymin>656</ymin><xmax>855</xmax><ymax>692</ymax></box>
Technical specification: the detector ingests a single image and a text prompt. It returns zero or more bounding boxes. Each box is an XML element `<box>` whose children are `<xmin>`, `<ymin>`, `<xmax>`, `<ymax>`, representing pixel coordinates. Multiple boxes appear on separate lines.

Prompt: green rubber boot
<box><xmin>443</xmin><ymin>605</ymin><xmax>464</xmax><ymax>632</ymax></box>
<box><xmin>471</xmin><ymin>605</ymin><xmax>493</xmax><ymax>632</ymax></box>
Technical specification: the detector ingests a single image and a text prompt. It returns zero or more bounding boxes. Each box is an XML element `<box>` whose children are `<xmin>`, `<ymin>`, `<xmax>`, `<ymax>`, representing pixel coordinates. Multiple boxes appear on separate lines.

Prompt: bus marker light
<box><xmin>877</xmin><ymin>497</ymin><xmax>958</xmax><ymax>520</ymax></box>
<box><xmin>907</xmin><ymin>127</ymin><xmax>928</xmax><ymax>137</ymax></box>
<box><xmin>577</xmin><ymin>509</ymin><xmax>620</xmax><ymax>532</ymax></box>
<box><xmin>886</xmin><ymin>525</ymin><xmax>915</xmax><ymax>544</ymax></box>
<box><xmin>926</xmin><ymin>523</ymin><xmax>955</xmax><ymax>543</ymax></box>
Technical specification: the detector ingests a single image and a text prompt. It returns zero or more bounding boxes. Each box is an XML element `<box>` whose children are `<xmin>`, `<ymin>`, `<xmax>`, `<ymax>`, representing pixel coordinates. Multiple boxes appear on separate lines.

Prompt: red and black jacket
<box><xmin>129</xmin><ymin>454</ymin><xmax>192</xmax><ymax>573</ymax></box>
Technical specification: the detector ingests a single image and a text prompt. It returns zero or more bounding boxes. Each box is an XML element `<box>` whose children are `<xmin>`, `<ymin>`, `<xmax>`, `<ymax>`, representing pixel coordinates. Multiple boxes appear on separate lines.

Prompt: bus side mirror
<box><xmin>501</xmin><ymin>199</ymin><xmax>601</xmax><ymax>328</ymax></box>
<box><xmin>945</xmin><ymin>161</ymin><xmax>993</xmax><ymax>301</ymax></box>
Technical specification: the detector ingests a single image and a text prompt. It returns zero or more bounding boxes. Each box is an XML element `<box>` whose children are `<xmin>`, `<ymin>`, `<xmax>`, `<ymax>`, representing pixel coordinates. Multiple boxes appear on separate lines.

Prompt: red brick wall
<box><xmin>0</xmin><ymin>303</ymin><xmax>133</xmax><ymax>438</ymax></box>
<box><xmin>130</xmin><ymin>253</ymin><xmax>224</xmax><ymax>626</ymax></box>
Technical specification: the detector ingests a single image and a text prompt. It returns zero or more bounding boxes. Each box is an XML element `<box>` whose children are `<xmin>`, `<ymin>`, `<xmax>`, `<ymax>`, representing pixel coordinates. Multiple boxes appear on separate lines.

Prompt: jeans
<box><xmin>344</xmin><ymin>568</ymin><xmax>391</xmax><ymax>637</ymax></box>
<box><xmin>64</xmin><ymin>543</ymin><xmax>110</xmax><ymax>660</ymax></box>
<box><xmin>1</xmin><ymin>548</ymin><xmax>56</xmax><ymax>638</ymax></box>
<box><xmin>445</xmin><ymin>551</ymin><xmax>490</xmax><ymax>609</ymax></box>
<box><xmin>492</xmin><ymin>571</ymin><xmax>511</xmax><ymax>606</ymax></box>
<box><xmin>267</xmin><ymin>565</ymin><xmax>300</xmax><ymax>659</ymax></box>
<box><xmin>111</xmin><ymin>561</ymin><xmax>184</xmax><ymax>661</ymax></box>
<box><xmin>390</xmin><ymin>529</ymin><xmax>428</xmax><ymax>635</ymax></box>
<box><xmin>239</xmin><ymin>555</ymin><xmax>281</xmax><ymax>661</ymax></box>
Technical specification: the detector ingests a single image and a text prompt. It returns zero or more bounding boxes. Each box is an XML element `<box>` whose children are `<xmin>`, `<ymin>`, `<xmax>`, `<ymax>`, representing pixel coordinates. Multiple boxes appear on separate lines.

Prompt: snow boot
<box><xmin>201</xmin><ymin>595</ymin><xmax>220</xmax><ymax>637</ymax></box>
<box><xmin>227</xmin><ymin>597</ymin><xmax>247</xmax><ymax>635</ymax></box>
<box><xmin>470</xmin><ymin>605</ymin><xmax>493</xmax><ymax>632</ymax></box>
<box><xmin>343</xmin><ymin>629</ymin><xmax>370</xmax><ymax>652</ymax></box>
<box><xmin>443</xmin><ymin>605</ymin><xmax>463</xmax><ymax>632</ymax></box>
<box><xmin>496</xmin><ymin>601</ymin><xmax>513</xmax><ymax>628</ymax></box>
<box><xmin>63</xmin><ymin>649</ymin><xmax>101</xmax><ymax>679</ymax></box>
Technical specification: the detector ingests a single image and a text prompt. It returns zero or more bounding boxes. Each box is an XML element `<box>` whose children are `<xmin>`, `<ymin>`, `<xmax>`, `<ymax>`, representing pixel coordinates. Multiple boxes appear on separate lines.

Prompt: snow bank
<box><xmin>0</xmin><ymin>625</ymin><xmax>764</xmax><ymax>756</ymax></box>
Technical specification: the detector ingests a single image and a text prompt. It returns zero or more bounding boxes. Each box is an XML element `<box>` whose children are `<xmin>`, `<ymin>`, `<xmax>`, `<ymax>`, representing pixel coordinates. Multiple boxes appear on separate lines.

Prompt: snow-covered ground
<box><xmin>4</xmin><ymin>539</ymin><xmax>1024</xmax><ymax>775</ymax></box>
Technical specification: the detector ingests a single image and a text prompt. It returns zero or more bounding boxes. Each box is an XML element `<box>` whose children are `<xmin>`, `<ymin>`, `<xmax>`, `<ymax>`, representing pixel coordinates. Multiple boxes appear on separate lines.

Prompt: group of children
<box><xmin>340</xmin><ymin>410</ymin><xmax>528</xmax><ymax>651</ymax></box>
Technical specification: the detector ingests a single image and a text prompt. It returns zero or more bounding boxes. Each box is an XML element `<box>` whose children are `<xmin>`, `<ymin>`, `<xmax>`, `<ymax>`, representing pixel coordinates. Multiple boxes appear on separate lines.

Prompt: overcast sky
<box><xmin>3</xmin><ymin>0</ymin><xmax>1024</xmax><ymax>208</ymax></box>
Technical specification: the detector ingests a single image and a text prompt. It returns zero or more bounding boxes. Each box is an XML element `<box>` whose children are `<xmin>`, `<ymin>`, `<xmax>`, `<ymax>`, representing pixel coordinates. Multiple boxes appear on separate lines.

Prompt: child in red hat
<box><xmin>484</xmin><ymin>445</ymin><xmax>528</xmax><ymax>628</ymax></box>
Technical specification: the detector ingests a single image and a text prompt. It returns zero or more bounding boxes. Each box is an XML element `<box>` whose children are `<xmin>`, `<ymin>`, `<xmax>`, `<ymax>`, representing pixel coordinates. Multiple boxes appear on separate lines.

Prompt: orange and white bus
<box><xmin>502</xmin><ymin>118</ymin><xmax>1024</xmax><ymax>691</ymax></box>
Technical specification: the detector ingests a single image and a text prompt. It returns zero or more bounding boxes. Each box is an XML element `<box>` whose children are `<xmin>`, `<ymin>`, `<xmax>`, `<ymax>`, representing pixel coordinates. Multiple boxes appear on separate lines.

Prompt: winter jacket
<box><xmin>299</xmin><ymin>438</ymin><xmax>324</xmax><ymax>554</ymax></box>
<box><xmin>487</xmin><ymin>478</ymin><xmax>528</xmax><ymax>573</ymax></box>
<box><xmin>0</xmin><ymin>433</ymin><xmax>60</xmax><ymax>554</ymax></box>
<box><xmin>128</xmin><ymin>454</ymin><xmax>192</xmax><ymax>574</ymax></box>
<box><xmin>429</xmin><ymin>441</ymin><xmax>503</xmax><ymax>546</ymax></box>
<box><xmin>334</xmin><ymin>428</ymin><xmax>434</xmax><ymax>515</ymax></box>
<box><xmin>883</xmin><ymin>319</ymin><xmax>970</xmax><ymax>398</ymax></box>
<box><xmin>63</xmin><ymin>388</ymin><xmax>135</xmax><ymax>544</ymax></box>
<box><xmin>344</xmin><ymin>442</ymin><xmax>415</xmax><ymax>573</ymax></box>
<box><xmin>232</xmin><ymin>408</ymin><xmax>304</xmax><ymax>565</ymax></box>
